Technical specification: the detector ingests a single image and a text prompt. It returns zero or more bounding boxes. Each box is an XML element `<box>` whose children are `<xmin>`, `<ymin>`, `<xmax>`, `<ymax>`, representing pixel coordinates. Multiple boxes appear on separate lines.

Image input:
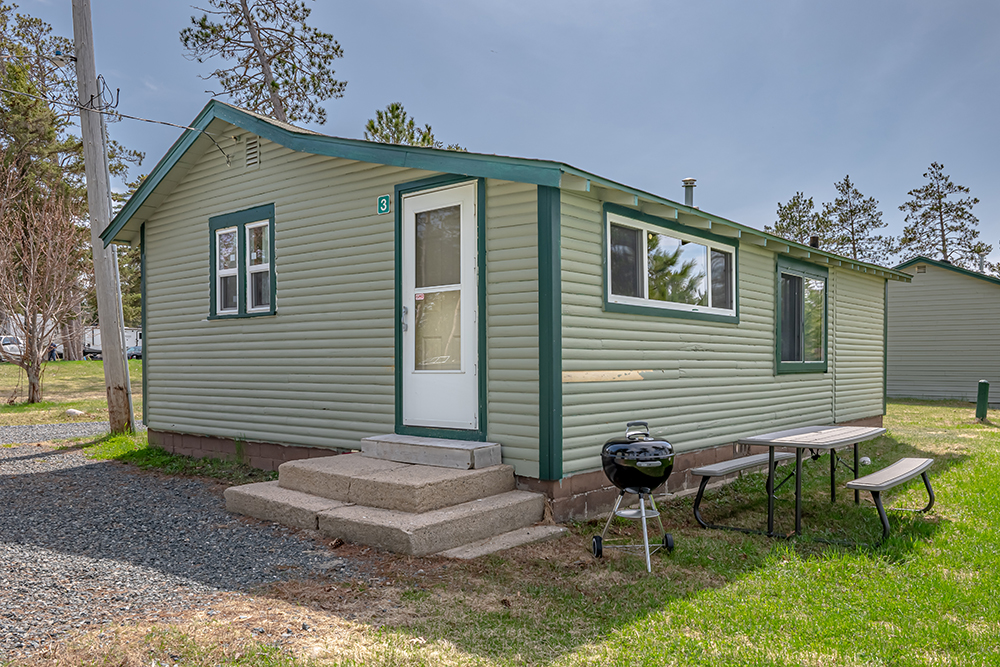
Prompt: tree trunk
<box><xmin>239</xmin><ymin>0</ymin><xmax>288</xmax><ymax>123</ymax></box>
<box><xmin>26</xmin><ymin>364</ymin><xmax>42</xmax><ymax>403</ymax></box>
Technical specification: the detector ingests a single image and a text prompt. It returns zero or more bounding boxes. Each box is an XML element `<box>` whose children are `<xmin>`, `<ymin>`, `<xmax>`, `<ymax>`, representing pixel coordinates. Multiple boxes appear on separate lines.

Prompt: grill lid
<box><xmin>603</xmin><ymin>421</ymin><xmax>674</xmax><ymax>459</ymax></box>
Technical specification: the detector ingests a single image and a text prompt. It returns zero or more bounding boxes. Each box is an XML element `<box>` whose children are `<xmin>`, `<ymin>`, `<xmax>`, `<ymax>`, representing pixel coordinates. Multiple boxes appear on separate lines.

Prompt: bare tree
<box><xmin>0</xmin><ymin>167</ymin><xmax>87</xmax><ymax>402</ymax></box>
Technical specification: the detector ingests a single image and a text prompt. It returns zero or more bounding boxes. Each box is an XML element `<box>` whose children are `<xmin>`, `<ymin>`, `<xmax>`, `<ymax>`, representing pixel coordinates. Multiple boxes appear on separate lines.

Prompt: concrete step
<box><xmin>224</xmin><ymin>481</ymin><xmax>347</xmax><ymax>530</ymax></box>
<box><xmin>360</xmin><ymin>433</ymin><xmax>502</xmax><ymax>469</ymax></box>
<box><xmin>437</xmin><ymin>525</ymin><xmax>569</xmax><ymax>559</ymax></box>
<box><xmin>317</xmin><ymin>490</ymin><xmax>545</xmax><ymax>556</ymax></box>
<box><xmin>278</xmin><ymin>453</ymin><xmax>515</xmax><ymax>513</ymax></box>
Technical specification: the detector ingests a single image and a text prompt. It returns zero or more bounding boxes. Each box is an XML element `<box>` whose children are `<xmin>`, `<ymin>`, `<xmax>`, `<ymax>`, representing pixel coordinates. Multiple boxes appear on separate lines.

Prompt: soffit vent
<box><xmin>245</xmin><ymin>136</ymin><xmax>260</xmax><ymax>169</ymax></box>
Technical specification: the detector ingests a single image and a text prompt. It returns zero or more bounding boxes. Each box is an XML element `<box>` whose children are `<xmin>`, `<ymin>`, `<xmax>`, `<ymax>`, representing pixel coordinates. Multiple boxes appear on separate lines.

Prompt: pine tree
<box><xmin>765</xmin><ymin>192</ymin><xmax>830</xmax><ymax>247</ymax></box>
<box><xmin>898</xmin><ymin>162</ymin><xmax>989</xmax><ymax>269</ymax></box>
<box><xmin>180</xmin><ymin>0</ymin><xmax>346</xmax><ymax>124</ymax></box>
<box><xmin>364</xmin><ymin>102</ymin><xmax>466</xmax><ymax>151</ymax></box>
<box><xmin>821</xmin><ymin>175</ymin><xmax>894</xmax><ymax>264</ymax></box>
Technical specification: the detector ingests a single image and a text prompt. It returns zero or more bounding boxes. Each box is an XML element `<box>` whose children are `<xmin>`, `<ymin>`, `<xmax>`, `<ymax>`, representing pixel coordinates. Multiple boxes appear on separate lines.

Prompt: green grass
<box><xmin>0</xmin><ymin>359</ymin><xmax>143</xmax><ymax>424</ymax></box>
<box><xmin>69</xmin><ymin>430</ymin><xmax>278</xmax><ymax>485</ymax></box>
<box><xmin>13</xmin><ymin>399</ymin><xmax>1000</xmax><ymax>666</ymax></box>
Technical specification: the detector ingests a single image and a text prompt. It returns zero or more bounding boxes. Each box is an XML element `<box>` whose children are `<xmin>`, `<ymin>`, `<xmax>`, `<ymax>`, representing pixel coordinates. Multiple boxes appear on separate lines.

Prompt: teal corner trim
<box><xmin>393</xmin><ymin>174</ymin><xmax>487</xmax><ymax>441</ymax></box>
<box><xmin>208</xmin><ymin>203</ymin><xmax>276</xmax><ymax>319</ymax></box>
<box><xmin>537</xmin><ymin>185</ymin><xmax>563</xmax><ymax>481</ymax></box>
<box><xmin>883</xmin><ymin>279</ymin><xmax>888</xmax><ymax>415</ymax></box>
<box><xmin>775</xmin><ymin>255</ymin><xmax>829</xmax><ymax>375</ymax></box>
<box><xmin>601</xmin><ymin>203</ymin><xmax>741</xmax><ymax>324</ymax></box>
<box><xmin>140</xmin><ymin>223</ymin><xmax>147</xmax><ymax>426</ymax></box>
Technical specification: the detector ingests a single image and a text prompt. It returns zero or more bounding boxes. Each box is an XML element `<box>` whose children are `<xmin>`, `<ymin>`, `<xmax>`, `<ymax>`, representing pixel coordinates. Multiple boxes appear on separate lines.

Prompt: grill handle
<box><xmin>625</xmin><ymin>421</ymin><xmax>649</xmax><ymax>439</ymax></box>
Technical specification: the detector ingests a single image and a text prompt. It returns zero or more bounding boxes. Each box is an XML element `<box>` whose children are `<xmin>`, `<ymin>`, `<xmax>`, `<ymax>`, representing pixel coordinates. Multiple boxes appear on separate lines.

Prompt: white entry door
<box><xmin>401</xmin><ymin>182</ymin><xmax>479</xmax><ymax>429</ymax></box>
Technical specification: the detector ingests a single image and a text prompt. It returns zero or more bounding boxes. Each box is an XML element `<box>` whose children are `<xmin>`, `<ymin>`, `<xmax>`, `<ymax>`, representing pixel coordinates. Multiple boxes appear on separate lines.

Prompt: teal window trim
<box><xmin>208</xmin><ymin>204</ymin><xmax>276</xmax><ymax>319</ymax></box>
<box><xmin>393</xmin><ymin>174</ymin><xmax>488</xmax><ymax>442</ymax></box>
<box><xmin>140</xmin><ymin>223</ymin><xmax>147</xmax><ymax>426</ymax></box>
<box><xmin>775</xmin><ymin>255</ymin><xmax>828</xmax><ymax>375</ymax></box>
<box><xmin>603</xmin><ymin>203</ymin><xmax>739</xmax><ymax>324</ymax></box>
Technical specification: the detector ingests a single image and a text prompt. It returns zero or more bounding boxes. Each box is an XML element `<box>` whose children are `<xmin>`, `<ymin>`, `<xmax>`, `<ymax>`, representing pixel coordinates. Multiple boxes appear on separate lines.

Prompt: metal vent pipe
<box><xmin>682</xmin><ymin>178</ymin><xmax>696</xmax><ymax>207</ymax></box>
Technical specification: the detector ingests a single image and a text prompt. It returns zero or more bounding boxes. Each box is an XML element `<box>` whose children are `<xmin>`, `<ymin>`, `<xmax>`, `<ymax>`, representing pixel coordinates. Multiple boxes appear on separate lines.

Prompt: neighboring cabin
<box><xmin>103</xmin><ymin>100</ymin><xmax>910</xmax><ymax>520</ymax></box>
<box><xmin>887</xmin><ymin>256</ymin><xmax>1000</xmax><ymax>403</ymax></box>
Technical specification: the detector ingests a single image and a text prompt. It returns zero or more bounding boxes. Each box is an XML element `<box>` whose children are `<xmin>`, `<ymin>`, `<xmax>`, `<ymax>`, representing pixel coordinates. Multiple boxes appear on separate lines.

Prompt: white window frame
<box><xmin>215</xmin><ymin>226</ymin><xmax>239</xmax><ymax>314</ymax></box>
<box><xmin>606</xmin><ymin>211</ymin><xmax>737</xmax><ymax>318</ymax></box>
<box><xmin>245</xmin><ymin>220</ymin><xmax>271</xmax><ymax>313</ymax></box>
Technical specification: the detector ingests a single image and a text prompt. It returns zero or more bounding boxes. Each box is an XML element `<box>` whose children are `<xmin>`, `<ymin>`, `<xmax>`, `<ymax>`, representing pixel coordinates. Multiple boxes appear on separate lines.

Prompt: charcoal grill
<box><xmin>593</xmin><ymin>421</ymin><xmax>675</xmax><ymax>571</ymax></box>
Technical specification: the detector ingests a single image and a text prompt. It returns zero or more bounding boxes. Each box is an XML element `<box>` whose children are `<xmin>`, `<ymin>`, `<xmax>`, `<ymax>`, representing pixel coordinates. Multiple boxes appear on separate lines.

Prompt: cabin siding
<box><xmin>557</xmin><ymin>191</ymin><xmax>893</xmax><ymax>475</ymax></box>
<box><xmin>887</xmin><ymin>262</ymin><xmax>1000</xmax><ymax>401</ymax></box>
<box><xmin>484</xmin><ymin>181</ymin><xmax>540</xmax><ymax>476</ymax></box>
<box><xmin>144</xmin><ymin>126</ymin><xmax>435</xmax><ymax>450</ymax></box>
<box><xmin>831</xmin><ymin>268</ymin><xmax>886</xmax><ymax>421</ymax></box>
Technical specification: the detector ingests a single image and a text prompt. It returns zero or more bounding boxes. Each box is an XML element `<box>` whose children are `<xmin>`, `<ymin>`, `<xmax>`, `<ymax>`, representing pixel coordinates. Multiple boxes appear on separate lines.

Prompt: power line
<box><xmin>0</xmin><ymin>84</ymin><xmax>234</xmax><ymax>163</ymax></box>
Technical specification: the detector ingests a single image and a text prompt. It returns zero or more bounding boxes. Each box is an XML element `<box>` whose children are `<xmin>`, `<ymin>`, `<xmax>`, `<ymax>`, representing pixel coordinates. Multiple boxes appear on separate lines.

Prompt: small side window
<box><xmin>209</xmin><ymin>204</ymin><xmax>275</xmax><ymax>318</ymax></box>
<box><xmin>776</xmin><ymin>257</ymin><xmax>827</xmax><ymax>373</ymax></box>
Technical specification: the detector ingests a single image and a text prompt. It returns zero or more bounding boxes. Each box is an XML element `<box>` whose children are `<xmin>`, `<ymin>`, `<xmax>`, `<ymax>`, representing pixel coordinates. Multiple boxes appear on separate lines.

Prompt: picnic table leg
<box><xmin>767</xmin><ymin>446</ymin><xmax>776</xmax><ymax>536</ymax></box>
<box><xmin>830</xmin><ymin>447</ymin><xmax>836</xmax><ymax>503</ymax></box>
<box><xmin>854</xmin><ymin>443</ymin><xmax>860</xmax><ymax>505</ymax></box>
<box><xmin>795</xmin><ymin>448</ymin><xmax>803</xmax><ymax>535</ymax></box>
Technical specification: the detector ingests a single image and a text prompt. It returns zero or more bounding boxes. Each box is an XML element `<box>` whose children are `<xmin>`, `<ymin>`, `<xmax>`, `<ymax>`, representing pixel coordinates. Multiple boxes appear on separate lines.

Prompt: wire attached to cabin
<box><xmin>0</xmin><ymin>85</ymin><xmax>234</xmax><ymax>164</ymax></box>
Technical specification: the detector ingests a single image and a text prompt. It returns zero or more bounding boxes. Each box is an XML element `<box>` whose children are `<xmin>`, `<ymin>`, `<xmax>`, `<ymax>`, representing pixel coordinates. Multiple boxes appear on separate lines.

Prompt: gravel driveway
<box><xmin>0</xmin><ymin>427</ymin><xmax>348</xmax><ymax>658</ymax></box>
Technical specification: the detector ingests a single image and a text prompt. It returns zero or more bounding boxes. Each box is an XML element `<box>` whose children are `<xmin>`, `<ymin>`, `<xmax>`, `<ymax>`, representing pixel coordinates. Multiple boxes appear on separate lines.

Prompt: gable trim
<box><xmin>895</xmin><ymin>255</ymin><xmax>1000</xmax><ymax>287</ymax></box>
<box><xmin>102</xmin><ymin>100</ymin><xmax>564</xmax><ymax>247</ymax></box>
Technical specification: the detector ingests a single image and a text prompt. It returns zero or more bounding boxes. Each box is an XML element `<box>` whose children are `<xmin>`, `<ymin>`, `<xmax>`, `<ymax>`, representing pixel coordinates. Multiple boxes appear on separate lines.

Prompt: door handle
<box><xmin>401</xmin><ymin>305</ymin><xmax>408</xmax><ymax>332</ymax></box>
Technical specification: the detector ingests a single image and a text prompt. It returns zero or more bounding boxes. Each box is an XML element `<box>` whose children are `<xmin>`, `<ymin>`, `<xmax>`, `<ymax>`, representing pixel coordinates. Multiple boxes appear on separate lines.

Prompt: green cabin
<box><xmin>104</xmin><ymin>101</ymin><xmax>910</xmax><ymax>520</ymax></box>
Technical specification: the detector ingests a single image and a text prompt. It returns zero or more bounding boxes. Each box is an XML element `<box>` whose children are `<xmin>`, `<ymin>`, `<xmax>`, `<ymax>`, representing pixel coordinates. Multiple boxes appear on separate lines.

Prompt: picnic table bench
<box><xmin>846</xmin><ymin>457</ymin><xmax>935</xmax><ymax>541</ymax></box>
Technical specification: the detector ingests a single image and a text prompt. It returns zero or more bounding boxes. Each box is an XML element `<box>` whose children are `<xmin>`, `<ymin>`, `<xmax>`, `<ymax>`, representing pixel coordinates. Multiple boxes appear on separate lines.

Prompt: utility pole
<box><xmin>72</xmin><ymin>0</ymin><xmax>135</xmax><ymax>433</ymax></box>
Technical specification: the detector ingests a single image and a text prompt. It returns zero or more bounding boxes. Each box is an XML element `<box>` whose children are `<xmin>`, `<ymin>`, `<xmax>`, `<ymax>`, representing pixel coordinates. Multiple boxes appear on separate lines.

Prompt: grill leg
<box><xmin>648</xmin><ymin>493</ymin><xmax>668</xmax><ymax>540</ymax></box>
<box><xmin>639</xmin><ymin>494</ymin><xmax>651</xmax><ymax>573</ymax></box>
<box><xmin>601</xmin><ymin>491</ymin><xmax>625</xmax><ymax>540</ymax></box>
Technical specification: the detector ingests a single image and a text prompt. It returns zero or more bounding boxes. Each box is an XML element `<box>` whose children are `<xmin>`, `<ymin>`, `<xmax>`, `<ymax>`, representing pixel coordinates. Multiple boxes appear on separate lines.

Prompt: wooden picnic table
<box><xmin>737</xmin><ymin>425</ymin><xmax>886</xmax><ymax>537</ymax></box>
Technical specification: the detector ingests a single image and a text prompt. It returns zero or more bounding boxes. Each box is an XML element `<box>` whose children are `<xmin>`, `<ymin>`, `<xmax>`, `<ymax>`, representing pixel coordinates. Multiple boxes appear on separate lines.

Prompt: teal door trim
<box><xmin>537</xmin><ymin>185</ymin><xmax>563</xmax><ymax>480</ymax></box>
<box><xmin>394</xmin><ymin>174</ymin><xmax>487</xmax><ymax>441</ymax></box>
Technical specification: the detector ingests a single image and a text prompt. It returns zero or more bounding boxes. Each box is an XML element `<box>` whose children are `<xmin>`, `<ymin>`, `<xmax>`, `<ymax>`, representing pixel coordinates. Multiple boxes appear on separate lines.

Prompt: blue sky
<box><xmin>23</xmin><ymin>0</ymin><xmax>1000</xmax><ymax>265</ymax></box>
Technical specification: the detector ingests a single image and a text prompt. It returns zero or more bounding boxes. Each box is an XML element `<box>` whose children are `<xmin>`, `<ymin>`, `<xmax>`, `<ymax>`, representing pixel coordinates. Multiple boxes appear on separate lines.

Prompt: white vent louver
<box><xmin>245</xmin><ymin>136</ymin><xmax>260</xmax><ymax>169</ymax></box>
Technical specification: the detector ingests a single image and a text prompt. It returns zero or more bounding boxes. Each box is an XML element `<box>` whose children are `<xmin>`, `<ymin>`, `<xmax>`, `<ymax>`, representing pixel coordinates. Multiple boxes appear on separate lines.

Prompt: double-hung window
<box><xmin>776</xmin><ymin>256</ymin><xmax>827</xmax><ymax>373</ymax></box>
<box><xmin>605</xmin><ymin>207</ymin><xmax>738</xmax><ymax>322</ymax></box>
<box><xmin>209</xmin><ymin>204</ymin><xmax>276</xmax><ymax>318</ymax></box>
